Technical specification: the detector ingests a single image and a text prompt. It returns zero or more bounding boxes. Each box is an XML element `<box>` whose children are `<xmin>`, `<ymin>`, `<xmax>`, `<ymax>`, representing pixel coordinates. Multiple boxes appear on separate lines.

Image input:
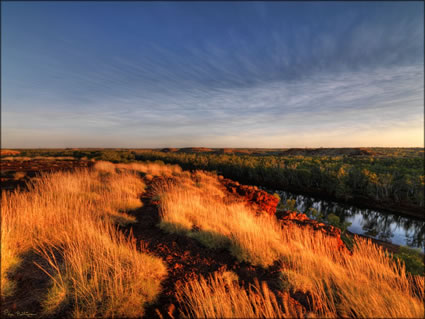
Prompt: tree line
<box><xmin>134</xmin><ymin>151</ymin><xmax>425</xmax><ymax>211</ymax></box>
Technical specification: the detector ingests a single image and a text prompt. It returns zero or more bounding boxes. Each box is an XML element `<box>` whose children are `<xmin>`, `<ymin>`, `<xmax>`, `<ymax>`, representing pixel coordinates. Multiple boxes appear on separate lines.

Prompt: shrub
<box><xmin>392</xmin><ymin>246</ymin><xmax>424</xmax><ymax>276</ymax></box>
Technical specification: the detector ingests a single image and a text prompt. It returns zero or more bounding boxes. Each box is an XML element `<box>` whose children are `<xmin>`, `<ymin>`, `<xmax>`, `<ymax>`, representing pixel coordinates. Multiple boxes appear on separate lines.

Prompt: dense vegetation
<box><xmin>134</xmin><ymin>151</ymin><xmax>425</xmax><ymax>212</ymax></box>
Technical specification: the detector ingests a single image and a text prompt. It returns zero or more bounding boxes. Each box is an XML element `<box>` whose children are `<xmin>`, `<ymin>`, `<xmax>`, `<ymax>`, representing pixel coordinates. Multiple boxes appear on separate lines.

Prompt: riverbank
<box><xmin>274</xmin><ymin>188</ymin><xmax>424</xmax><ymax>249</ymax></box>
<box><xmin>347</xmin><ymin>231</ymin><xmax>423</xmax><ymax>256</ymax></box>
<box><xmin>280</xmin><ymin>185</ymin><xmax>425</xmax><ymax>220</ymax></box>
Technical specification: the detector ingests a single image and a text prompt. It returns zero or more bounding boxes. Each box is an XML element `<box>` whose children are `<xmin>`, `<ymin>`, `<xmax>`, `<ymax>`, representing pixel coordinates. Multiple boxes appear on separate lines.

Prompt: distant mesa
<box><xmin>176</xmin><ymin>147</ymin><xmax>214</xmax><ymax>153</ymax></box>
<box><xmin>161</xmin><ymin>148</ymin><xmax>256</xmax><ymax>155</ymax></box>
<box><xmin>215</xmin><ymin>148</ymin><xmax>234</xmax><ymax>154</ymax></box>
<box><xmin>213</xmin><ymin>148</ymin><xmax>251</xmax><ymax>155</ymax></box>
<box><xmin>160</xmin><ymin>148</ymin><xmax>179</xmax><ymax>153</ymax></box>
<box><xmin>278</xmin><ymin>148</ymin><xmax>376</xmax><ymax>157</ymax></box>
<box><xmin>157</xmin><ymin>147</ymin><xmax>381</xmax><ymax>156</ymax></box>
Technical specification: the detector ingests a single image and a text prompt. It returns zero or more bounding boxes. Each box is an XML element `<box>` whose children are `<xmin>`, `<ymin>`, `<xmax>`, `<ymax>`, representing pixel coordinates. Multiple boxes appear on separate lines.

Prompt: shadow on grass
<box><xmin>2</xmin><ymin>249</ymin><xmax>71</xmax><ymax>318</ymax></box>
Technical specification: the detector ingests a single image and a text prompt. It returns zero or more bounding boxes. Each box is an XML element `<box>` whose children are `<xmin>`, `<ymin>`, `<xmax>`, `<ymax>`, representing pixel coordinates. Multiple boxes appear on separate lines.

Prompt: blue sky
<box><xmin>2</xmin><ymin>2</ymin><xmax>424</xmax><ymax>148</ymax></box>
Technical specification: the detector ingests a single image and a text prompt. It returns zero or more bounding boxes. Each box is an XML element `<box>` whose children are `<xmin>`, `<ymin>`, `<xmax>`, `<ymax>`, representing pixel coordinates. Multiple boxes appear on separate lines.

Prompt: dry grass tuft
<box><xmin>115</xmin><ymin>161</ymin><xmax>182</xmax><ymax>176</ymax></box>
<box><xmin>92</xmin><ymin>160</ymin><xmax>182</xmax><ymax>177</ymax></box>
<box><xmin>176</xmin><ymin>271</ymin><xmax>303</xmax><ymax>318</ymax></box>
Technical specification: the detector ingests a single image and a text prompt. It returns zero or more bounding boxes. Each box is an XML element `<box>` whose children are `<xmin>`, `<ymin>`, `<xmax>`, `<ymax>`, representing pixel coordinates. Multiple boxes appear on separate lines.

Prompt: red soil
<box><xmin>0</xmin><ymin>159</ymin><xmax>93</xmax><ymax>191</ymax></box>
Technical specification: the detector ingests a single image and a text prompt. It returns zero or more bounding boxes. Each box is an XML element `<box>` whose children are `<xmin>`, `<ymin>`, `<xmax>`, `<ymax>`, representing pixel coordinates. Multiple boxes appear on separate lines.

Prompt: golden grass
<box><xmin>176</xmin><ymin>271</ymin><xmax>304</xmax><ymax>318</ymax></box>
<box><xmin>277</xmin><ymin>224</ymin><xmax>424</xmax><ymax>318</ymax></box>
<box><xmin>93</xmin><ymin>160</ymin><xmax>183</xmax><ymax>177</ymax></box>
<box><xmin>115</xmin><ymin>161</ymin><xmax>183</xmax><ymax>176</ymax></box>
<box><xmin>154</xmin><ymin>171</ymin><xmax>425</xmax><ymax>318</ymax></box>
<box><xmin>1</xmin><ymin>164</ymin><xmax>167</xmax><ymax>317</ymax></box>
<box><xmin>1</xmin><ymin>156</ymin><xmax>32</xmax><ymax>161</ymax></box>
<box><xmin>154</xmin><ymin>171</ymin><xmax>289</xmax><ymax>267</ymax></box>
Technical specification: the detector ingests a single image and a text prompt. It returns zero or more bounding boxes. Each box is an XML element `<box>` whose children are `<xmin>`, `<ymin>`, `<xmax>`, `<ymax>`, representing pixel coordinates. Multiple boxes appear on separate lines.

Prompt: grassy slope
<box><xmin>2</xmin><ymin>160</ymin><xmax>423</xmax><ymax>318</ymax></box>
<box><xmin>154</xmin><ymin>170</ymin><xmax>424</xmax><ymax>318</ymax></box>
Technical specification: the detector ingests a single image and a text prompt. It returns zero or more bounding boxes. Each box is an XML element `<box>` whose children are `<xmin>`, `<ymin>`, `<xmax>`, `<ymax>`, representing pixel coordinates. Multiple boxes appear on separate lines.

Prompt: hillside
<box><xmin>1</xmin><ymin>161</ymin><xmax>423</xmax><ymax>318</ymax></box>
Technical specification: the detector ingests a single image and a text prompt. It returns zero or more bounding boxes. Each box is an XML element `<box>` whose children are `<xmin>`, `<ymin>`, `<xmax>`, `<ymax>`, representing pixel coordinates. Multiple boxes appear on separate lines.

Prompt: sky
<box><xmin>2</xmin><ymin>2</ymin><xmax>424</xmax><ymax>148</ymax></box>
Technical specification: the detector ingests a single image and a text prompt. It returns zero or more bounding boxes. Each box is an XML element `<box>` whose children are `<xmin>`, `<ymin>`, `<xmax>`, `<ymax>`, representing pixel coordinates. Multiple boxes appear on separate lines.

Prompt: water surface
<box><xmin>274</xmin><ymin>190</ymin><xmax>424</xmax><ymax>250</ymax></box>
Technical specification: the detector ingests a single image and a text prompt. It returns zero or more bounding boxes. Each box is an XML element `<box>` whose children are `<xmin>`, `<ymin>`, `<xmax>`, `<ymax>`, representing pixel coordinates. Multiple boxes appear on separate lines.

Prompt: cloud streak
<box><xmin>2</xmin><ymin>2</ymin><xmax>423</xmax><ymax>147</ymax></box>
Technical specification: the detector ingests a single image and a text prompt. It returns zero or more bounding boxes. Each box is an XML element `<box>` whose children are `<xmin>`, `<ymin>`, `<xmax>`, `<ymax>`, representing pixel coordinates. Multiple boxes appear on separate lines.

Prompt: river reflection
<box><xmin>275</xmin><ymin>190</ymin><xmax>424</xmax><ymax>250</ymax></box>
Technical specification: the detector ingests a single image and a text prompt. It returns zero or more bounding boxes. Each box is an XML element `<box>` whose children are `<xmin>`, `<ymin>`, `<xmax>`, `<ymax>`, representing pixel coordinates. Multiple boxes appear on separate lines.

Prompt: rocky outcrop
<box><xmin>277</xmin><ymin>210</ymin><xmax>349</xmax><ymax>253</ymax></box>
<box><xmin>219</xmin><ymin>177</ymin><xmax>280</xmax><ymax>215</ymax></box>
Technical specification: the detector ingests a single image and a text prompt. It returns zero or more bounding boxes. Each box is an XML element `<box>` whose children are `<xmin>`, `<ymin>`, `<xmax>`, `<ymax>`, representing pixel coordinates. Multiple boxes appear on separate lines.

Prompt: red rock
<box><xmin>277</xmin><ymin>211</ymin><xmax>350</xmax><ymax>253</ymax></box>
<box><xmin>219</xmin><ymin>178</ymin><xmax>280</xmax><ymax>216</ymax></box>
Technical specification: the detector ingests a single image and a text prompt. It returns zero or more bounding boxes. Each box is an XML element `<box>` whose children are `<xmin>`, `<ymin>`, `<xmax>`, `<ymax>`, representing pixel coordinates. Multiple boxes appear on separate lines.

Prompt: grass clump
<box><xmin>116</xmin><ymin>161</ymin><xmax>182</xmax><ymax>177</ymax></box>
<box><xmin>176</xmin><ymin>271</ymin><xmax>303</xmax><ymax>318</ymax></box>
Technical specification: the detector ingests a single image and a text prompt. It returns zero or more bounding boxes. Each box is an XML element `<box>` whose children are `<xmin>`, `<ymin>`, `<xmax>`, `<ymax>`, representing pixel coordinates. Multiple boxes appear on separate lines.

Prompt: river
<box><xmin>272</xmin><ymin>190</ymin><xmax>424</xmax><ymax>250</ymax></box>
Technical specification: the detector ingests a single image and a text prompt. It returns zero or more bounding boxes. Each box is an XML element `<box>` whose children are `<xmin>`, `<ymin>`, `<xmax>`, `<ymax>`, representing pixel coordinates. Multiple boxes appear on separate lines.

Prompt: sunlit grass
<box><xmin>176</xmin><ymin>271</ymin><xmax>303</xmax><ymax>318</ymax></box>
<box><xmin>277</xmin><ymin>224</ymin><xmax>424</xmax><ymax>318</ymax></box>
<box><xmin>1</xmin><ymin>163</ymin><xmax>167</xmax><ymax>317</ymax></box>
<box><xmin>154</xmin><ymin>171</ymin><xmax>295</xmax><ymax>267</ymax></box>
<box><xmin>154</xmin><ymin>170</ymin><xmax>425</xmax><ymax>318</ymax></box>
<box><xmin>3</xmin><ymin>160</ymin><xmax>422</xmax><ymax>318</ymax></box>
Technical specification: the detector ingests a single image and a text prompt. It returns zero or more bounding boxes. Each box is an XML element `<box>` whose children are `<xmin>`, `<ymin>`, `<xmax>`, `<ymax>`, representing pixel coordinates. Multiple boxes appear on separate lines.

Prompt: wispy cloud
<box><xmin>2</xmin><ymin>2</ymin><xmax>423</xmax><ymax>147</ymax></box>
